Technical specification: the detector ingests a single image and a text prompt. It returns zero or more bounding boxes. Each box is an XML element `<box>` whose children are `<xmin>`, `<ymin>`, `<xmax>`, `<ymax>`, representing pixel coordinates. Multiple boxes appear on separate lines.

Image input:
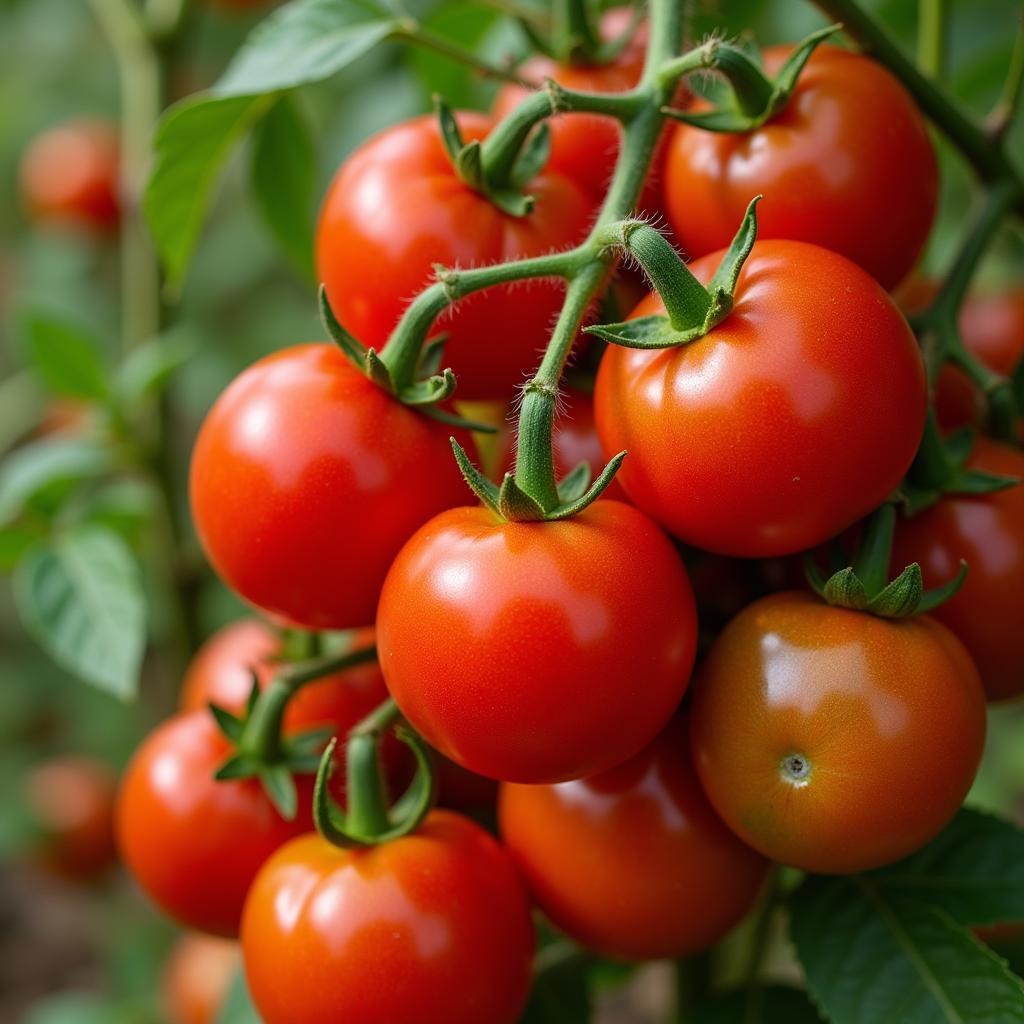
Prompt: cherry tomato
<box><xmin>892</xmin><ymin>437</ymin><xmax>1024</xmax><ymax>702</ymax></box>
<box><xmin>595</xmin><ymin>240</ymin><xmax>927</xmax><ymax>557</ymax></box>
<box><xmin>316</xmin><ymin>112</ymin><xmax>595</xmax><ymax>399</ymax></box>
<box><xmin>24</xmin><ymin>756</ymin><xmax>117</xmax><ymax>882</ymax></box>
<box><xmin>190</xmin><ymin>344</ymin><xmax>472</xmax><ymax>631</ymax></box>
<box><xmin>162</xmin><ymin>933</ymin><xmax>239</xmax><ymax>1024</ymax></box>
<box><xmin>499</xmin><ymin>715</ymin><xmax>768</xmax><ymax>960</ymax></box>
<box><xmin>241</xmin><ymin>810</ymin><xmax>534</xmax><ymax>1024</ymax></box>
<box><xmin>663</xmin><ymin>45</ymin><xmax>937</xmax><ymax>290</ymax></box>
<box><xmin>19</xmin><ymin>119</ymin><xmax>120</xmax><ymax>232</ymax></box>
<box><xmin>690</xmin><ymin>592</ymin><xmax>986</xmax><ymax>874</ymax></box>
<box><xmin>116</xmin><ymin>711</ymin><xmax>317</xmax><ymax>936</ymax></box>
<box><xmin>377</xmin><ymin>500</ymin><xmax>697</xmax><ymax>783</ymax></box>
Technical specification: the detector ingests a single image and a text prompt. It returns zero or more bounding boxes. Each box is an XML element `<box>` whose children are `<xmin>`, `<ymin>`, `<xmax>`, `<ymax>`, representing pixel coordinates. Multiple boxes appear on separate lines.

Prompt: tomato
<box><xmin>162</xmin><ymin>933</ymin><xmax>239</xmax><ymax>1024</ymax></box>
<box><xmin>316</xmin><ymin>112</ymin><xmax>595</xmax><ymax>399</ymax></box>
<box><xmin>492</xmin><ymin>9</ymin><xmax>657</xmax><ymax>206</ymax></box>
<box><xmin>24</xmin><ymin>756</ymin><xmax>117</xmax><ymax>882</ymax></box>
<box><xmin>377</xmin><ymin>500</ymin><xmax>696</xmax><ymax>783</ymax></box>
<box><xmin>116</xmin><ymin>711</ymin><xmax>317</xmax><ymax>936</ymax></box>
<box><xmin>190</xmin><ymin>344</ymin><xmax>472</xmax><ymax>631</ymax></box>
<box><xmin>892</xmin><ymin>437</ymin><xmax>1024</xmax><ymax>702</ymax></box>
<box><xmin>690</xmin><ymin>592</ymin><xmax>986</xmax><ymax>873</ymax></box>
<box><xmin>19</xmin><ymin>119</ymin><xmax>120</xmax><ymax>232</ymax></box>
<box><xmin>241</xmin><ymin>810</ymin><xmax>534</xmax><ymax>1024</ymax></box>
<box><xmin>499</xmin><ymin>715</ymin><xmax>768</xmax><ymax>960</ymax></box>
<box><xmin>663</xmin><ymin>45</ymin><xmax>937</xmax><ymax>290</ymax></box>
<box><xmin>595</xmin><ymin>240</ymin><xmax>927</xmax><ymax>557</ymax></box>
<box><xmin>493</xmin><ymin>386</ymin><xmax>627</xmax><ymax>500</ymax></box>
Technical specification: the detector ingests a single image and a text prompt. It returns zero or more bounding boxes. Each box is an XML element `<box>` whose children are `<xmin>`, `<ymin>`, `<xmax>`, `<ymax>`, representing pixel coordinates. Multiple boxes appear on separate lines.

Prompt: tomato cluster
<box><xmin>111</xmin><ymin>9</ymin><xmax>1024</xmax><ymax>1022</ymax></box>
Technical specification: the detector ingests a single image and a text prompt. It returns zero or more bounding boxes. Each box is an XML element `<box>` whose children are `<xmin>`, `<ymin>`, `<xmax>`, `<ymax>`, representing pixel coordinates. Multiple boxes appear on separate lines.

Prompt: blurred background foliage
<box><xmin>0</xmin><ymin>0</ymin><xmax>1022</xmax><ymax>1021</ymax></box>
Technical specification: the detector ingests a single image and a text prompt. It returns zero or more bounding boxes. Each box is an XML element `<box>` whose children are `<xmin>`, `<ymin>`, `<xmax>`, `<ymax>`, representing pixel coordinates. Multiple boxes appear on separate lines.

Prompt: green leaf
<box><xmin>0</xmin><ymin>526</ymin><xmax>38</xmax><ymax>571</ymax></box>
<box><xmin>13</xmin><ymin>525</ymin><xmax>146</xmax><ymax>700</ymax></box>
<box><xmin>693</xmin><ymin>985</ymin><xmax>824</xmax><ymax>1023</ymax></box>
<box><xmin>115</xmin><ymin>332</ymin><xmax>196</xmax><ymax>407</ymax></box>
<box><xmin>792</xmin><ymin>875</ymin><xmax>1024</xmax><ymax>1024</ymax></box>
<box><xmin>0</xmin><ymin>437</ymin><xmax>112</xmax><ymax>526</ymax></box>
<box><xmin>249</xmin><ymin>95</ymin><xmax>317</xmax><ymax>281</ymax></box>
<box><xmin>217</xmin><ymin>970</ymin><xmax>261</xmax><ymax>1024</ymax></box>
<box><xmin>19</xmin><ymin>310</ymin><xmax>109</xmax><ymax>402</ymax></box>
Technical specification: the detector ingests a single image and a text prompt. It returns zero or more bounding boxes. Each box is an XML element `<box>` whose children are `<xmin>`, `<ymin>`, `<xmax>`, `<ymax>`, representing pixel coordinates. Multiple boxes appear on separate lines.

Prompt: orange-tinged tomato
<box><xmin>690</xmin><ymin>592</ymin><xmax>986</xmax><ymax>874</ymax></box>
<box><xmin>499</xmin><ymin>716</ymin><xmax>768</xmax><ymax>960</ymax></box>
<box><xmin>241</xmin><ymin>811</ymin><xmax>534</xmax><ymax>1024</ymax></box>
<box><xmin>163</xmin><ymin>933</ymin><xmax>239</xmax><ymax>1024</ymax></box>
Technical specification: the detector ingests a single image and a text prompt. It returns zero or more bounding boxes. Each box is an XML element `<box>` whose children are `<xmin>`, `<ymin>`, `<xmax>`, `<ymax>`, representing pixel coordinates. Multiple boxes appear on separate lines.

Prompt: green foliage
<box><xmin>694</xmin><ymin>985</ymin><xmax>825</xmax><ymax>1023</ymax></box>
<box><xmin>19</xmin><ymin>309</ymin><xmax>110</xmax><ymax>402</ymax></box>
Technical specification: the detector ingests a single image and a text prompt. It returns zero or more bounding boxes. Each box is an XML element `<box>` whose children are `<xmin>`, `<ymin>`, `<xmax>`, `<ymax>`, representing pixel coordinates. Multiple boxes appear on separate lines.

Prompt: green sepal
<box><xmin>364</xmin><ymin>348</ymin><xmax>396</xmax><ymax>393</ymax></box>
<box><xmin>283</xmin><ymin>725</ymin><xmax>335</xmax><ymax>758</ymax></box>
<box><xmin>435</xmin><ymin>94</ymin><xmax>465</xmax><ymax>165</ymax></box>
<box><xmin>214</xmin><ymin>752</ymin><xmax>260</xmax><ymax>781</ymax></box>
<box><xmin>821</xmin><ymin>567</ymin><xmax>868</xmax><ymax>611</ymax></box>
<box><xmin>420</xmin><ymin>405</ymin><xmax>498</xmax><ymax>434</ymax></box>
<box><xmin>398</xmin><ymin>368</ymin><xmax>457</xmax><ymax>406</ymax></box>
<box><xmin>417</xmin><ymin>334</ymin><xmax>449</xmax><ymax>379</ymax></box>
<box><xmin>497</xmin><ymin>472</ymin><xmax>547</xmax><ymax>521</ymax></box>
<box><xmin>866</xmin><ymin>563</ymin><xmax>924</xmax><ymax>619</ymax></box>
<box><xmin>918</xmin><ymin>560</ymin><xmax>969</xmax><ymax>614</ymax></box>
<box><xmin>511</xmin><ymin>124</ymin><xmax>552</xmax><ymax>189</ymax></box>
<box><xmin>706</xmin><ymin>195</ymin><xmax>760</xmax><ymax>322</ymax></box>
<box><xmin>661</xmin><ymin>107</ymin><xmax>763</xmax><ymax>133</ymax></box>
<box><xmin>584</xmin><ymin>314</ymin><xmax>706</xmax><ymax>350</ymax></box>
<box><xmin>556</xmin><ymin>461</ymin><xmax>592</xmax><ymax>504</ymax></box>
<box><xmin>770</xmin><ymin>24</ymin><xmax>842</xmax><ymax>104</ymax></box>
<box><xmin>451</xmin><ymin>438</ymin><xmax>500</xmax><ymax>514</ymax></box>
<box><xmin>259</xmin><ymin>763</ymin><xmax>298</xmax><ymax>821</ymax></box>
<box><xmin>318</xmin><ymin>285</ymin><xmax>367</xmax><ymax>367</ymax></box>
<box><xmin>547</xmin><ymin>451</ymin><xmax>626</xmax><ymax>519</ymax></box>
<box><xmin>208</xmin><ymin>701</ymin><xmax>245</xmax><ymax>745</ymax></box>
<box><xmin>947</xmin><ymin>467</ymin><xmax>1020</xmax><ymax>496</ymax></box>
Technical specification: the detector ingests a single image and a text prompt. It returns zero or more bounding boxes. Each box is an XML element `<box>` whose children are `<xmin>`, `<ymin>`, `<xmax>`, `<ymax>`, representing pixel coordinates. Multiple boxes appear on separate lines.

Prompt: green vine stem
<box><xmin>988</xmin><ymin>15</ymin><xmax>1024</xmax><ymax>141</ymax></box>
<box><xmin>917</xmin><ymin>0</ymin><xmax>949</xmax><ymax>82</ymax></box>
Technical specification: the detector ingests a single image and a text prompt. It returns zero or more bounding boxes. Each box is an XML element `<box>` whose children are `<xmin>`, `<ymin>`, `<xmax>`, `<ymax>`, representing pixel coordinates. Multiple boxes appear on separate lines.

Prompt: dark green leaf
<box><xmin>693</xmin><ymin>985</ymin><xmax>824</xmax><ymax>1024</ymax></box>
<box><xmin>249</xmin><ymin>95</ymin><xmax>317</xmax><ymax>281</ymax></box>
<box><xmin>19</xmin><ymin>310</ymin><xmax>109</xmax><ymax>402</ymax></box>
<box><xmin>13</xmin><ymin>525</ymin><xmax>146</xmax><ymax>700</ymax></box>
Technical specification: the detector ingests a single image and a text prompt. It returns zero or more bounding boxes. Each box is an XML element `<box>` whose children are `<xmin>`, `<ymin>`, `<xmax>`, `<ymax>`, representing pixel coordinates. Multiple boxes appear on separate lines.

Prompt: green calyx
<box><xmin>805</xmin><ymin>504</ymin><xmax>967</xmax><ymax>620</ymax></box>
<box><xmin>663</xmin><ymin>24</ymin><xmax>841</xmax><ymax>133</ymax></box>
<box><xmin>585</xmin><ymin>196</ymin><xmax>761</xmax><ymax>351</ymax></box>
<box><xmin>313</xmin><ymin>699</ymin><xmax>437</xmax><ymax>848</ymax></box>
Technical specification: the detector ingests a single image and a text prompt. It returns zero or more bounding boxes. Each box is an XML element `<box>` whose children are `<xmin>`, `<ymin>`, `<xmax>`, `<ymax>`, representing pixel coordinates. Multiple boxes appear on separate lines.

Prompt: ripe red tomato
<box><xmin>595</xmin><ymin>240</ymin><xmax>927</xmax><ymax>557</ymax></box>
<box><xmin>892</xmin><ymin>437</ymin><xmax>1024</xmax><ymax>702</ymax></box>
<box><xmin>377</xmin><ymin>500</ymin><xmax>696</xmax><ymax>783</ymax></box>
<box><xmin>662</xmin><ymin>45</ymin><xmax>937</xmax><ymax>290</ymax></box>
<box><xmin>316</xmin><ymin>112</ymin><xmax>595</xmax><ymax>399</ymax></box>
<box><xmin>24</xmin><ymin>756</ymin><xmax>117</xmax><ymax>881</ymax></box>
<box><xmin>499</xmin><ymin>715</ymin><xmax>768</xmax><ymax>960</ymax></box>
<box><xmin>116</xmin><ymin>711</ymin><xmax>317</xmax><ymax>936</ymax></box>
<box><xmin>162</xmin><ymin>933</ymin><xmax>239</xmax><ymax>1024</ymax></box>
<box><xmin>690</xmin><ymin>592</ymin><xmax>986</xmax><ymax>873</ymax></box>
<box><xmin>19</xmin><ymin>119</ymin><xmax>120</xmax><ymax>232</ymax></box>
<box><xmin>241</xmin><ymin>810</ymin><xmax>535</xmax><ymax>1024</ymax></box>
<box><xmin>190</xmin><ymin>344</ymin><xmax>472</xmax><ymax>631</ymax></box>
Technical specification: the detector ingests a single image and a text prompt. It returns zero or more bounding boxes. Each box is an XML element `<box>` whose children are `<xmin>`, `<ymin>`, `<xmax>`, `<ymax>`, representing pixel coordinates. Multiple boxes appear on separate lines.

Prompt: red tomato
<box><xmin>595</xmin><ymin>240</ymin><xmax>927</xmax><ymax>557</ymax></box>
<box><xmin>663</xmin><ymin>45</ymin><xmax>937</xmax><ymax>290</ymax></box>
<box><xmin>25</xmin><ymin>756</ymin><xmax>117</xmax><ymax>882</ymax></box>
<box><xmin>499</xmin><ymin>715</ymin><xmax>768</xmax><ymax>960</ymax></box>
<box><xmin>241</xmin><ymin>810</ymin><xmax>534</xmax><ymax>1024</ymax></box>
<box><xmin>493</xmin><ymin>9</ymin><xmax>655</xmax><ymax>205</ymax></box>
<box><xmin>892</xmin><ymin>437</ymin><xmax>1024</xmax><ymax>702</ymax></box>
<box><xmin>690</xmin><ymin>592</ymin><xmax>986</xmax><ymax>873</ymax></box>
<box><xmin>316</xmin><ymin>112</ymin><xmax>595</xmax><ymax>399</ymax></box>
<box><xmin>162</xmin><ymin>933</ymin><xmax>239</xmax><ymax>1024</ymax></box>
<box><xmin>19</xmin><ymin>119</ymin><xmax>120</xmax><ymax>232</ymax></box>
<box><xmin>493</xmin><ymin>387</ymin><xmax>627</xmax><ymax>500</ymax></box>
<box><xmin>116</xmin><ymin>712</ymin><xmax>317</xmax><ymax>936</ymax></box>
<box><xmin>377</xmin><ymin>500</ymin><xmax>696</xmax><ymax>783</ymax></box>
<box><xmin>190</xmin><ymin>344</ymin><xmax>472</xmax><ymax>631</ymax></box>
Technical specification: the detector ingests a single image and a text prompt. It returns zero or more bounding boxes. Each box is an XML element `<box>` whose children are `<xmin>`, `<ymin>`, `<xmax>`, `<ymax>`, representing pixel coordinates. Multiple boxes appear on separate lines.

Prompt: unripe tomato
<box><xmin>893</xmin><ymin>438</ymin><xmax>1024</xmax><ymax>702</ymax></box>
<box><xmin>690</xmin><ymin>592</ymin><xmax>986</xmax><ymax>874</ymax></box>
<box><xmin>24</xmin><ymin>756</ymin><xmax>117</xmax><ymax>882</ymax></box>
<box><xmin>162</xmin><ymin>933</ymin><xmax>239</xmax><ymax>1024</ymax></box>
<box><xmin>190</xmin><ymin>344</ymin><xmax>473</xmax><ymax>631</ymax></box>
<box><xmin>241</xmin><ymin>811</ymin><xmax>534</xmax><ymax>1024</ymax></box>
<box><xmin>116</xmin><ymin>712</ymin><xmax>317</xmax><ymax>936</ymax></box>
<box><xmin>595</xmin><ymin>240</ymin><xmax>927</xmax><ymax>557</ymax></box>
<box><xmin>19</xmin><ymin>119</ymin><xmax>120</xmax><ymax>232</ymax></box>
<box><xmin>499</xmin><ymin>716</ymin><xmax>768</xmax><ymax>960</ymax></box>
<box><xmin>663</xmin><ymin>45</ymin><xmax>937</xmax><ymax>290</ymax></box>
<box><xmin>316</xmin><ymin>112</ymin><xmax>595</xmax><ymax>399</ymax></box>
<box><xmin>377</xmin><ymin>500</ymin><xmax>696</xmax><ymax>783</ymax></box>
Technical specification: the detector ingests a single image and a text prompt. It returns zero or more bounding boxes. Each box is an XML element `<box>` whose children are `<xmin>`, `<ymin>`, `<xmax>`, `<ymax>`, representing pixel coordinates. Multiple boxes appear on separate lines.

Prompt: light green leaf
<box><xmin>14</xmin><ymin>525</ymin><xmax>146</xmax><ymax>699</ymax></box>
<box><xmin>19</xmin><ymin>310</ymin><xmax>109</xmax><ymax>402</ymax></box>
<box><xmin>115</xmin><ymin>332</ymin><xmax>196</xmax><ymax>407</ymax></box>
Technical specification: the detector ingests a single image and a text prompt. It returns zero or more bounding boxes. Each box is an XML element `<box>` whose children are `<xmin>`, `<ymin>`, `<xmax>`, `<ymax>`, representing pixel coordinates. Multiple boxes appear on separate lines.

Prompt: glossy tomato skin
<box><xmin>241</xmin><ymin>810</ymin><xmax>535</xmax><ymax>1024</ymax></box>
<box><xmin>190</xmin><ymin>344</ymin><xmax>472</xmax><ymax>631</ymax></box>
<box><xmin>19</xmin><ymin>119</ymin><xmax>120</xmax><ymax>232</ymax></box>
<box><xmin>663</xmin><ymin>45</ymin><xmax>936</xmax><ymax>290</ymax></box>
<box><xmin>377</xmin><ymin>500</ymin><xmax>697</xmax><ymax>784</ymax></box>
<box><xmin>690</xmin><ymin>592</ymin><xmax>986</xmax><ymax>874</ymax></box>
<box><xmin>316</xmin><ymin>113</ymin><xmax>595</xmax><ymax>399</ymax></box>
<box><xmin>25</xmin><ymin>756</ymin><xmax>118</xmax><ymax>881</ymax></box>
<box><xmin>116</xmin><ymin>712</ymin><xmax>316</xmax><ymax>936</ymax></box>
<box><xmin>893</xmin><ymin>438</ymin><xmax>1024</xmax><ymax>702</ymax></box>
<box><xmin>595</xmin><ymin>240</ymin><xmax>927</xmax><ymax>558</ymax></box>
<box><xmin>499</xmin><ymin>715</ymin><xmax>768</xmax><ymax>960</ymax></box>
<box><xmin>162</xmin><ymin>933</ymin><xmax>239</xmax><ymax>1024</ymax></box>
